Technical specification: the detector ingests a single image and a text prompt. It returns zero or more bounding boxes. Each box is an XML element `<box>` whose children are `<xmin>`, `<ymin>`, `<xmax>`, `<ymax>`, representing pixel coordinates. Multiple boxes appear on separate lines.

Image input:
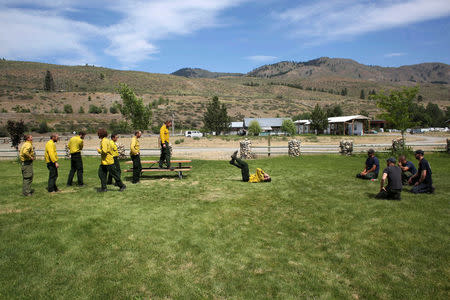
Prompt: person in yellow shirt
<box><xmin>19</xmin><ymin>134</ymin><xmax>35</xmax><ymax>196</ymax></box>
<box><xmin>67</xmin><ymin>131</ymin><xmax>86</xmax><ymax>186</ymax></box>
<box><xmin>45</xmin><ymin>133</ymin><xmax>60</xmax><ymax>192</ymax></box>
<box><xmin>229</xmin><ymin>150</ymin><xmax>271</xmax><ymax>183</ymax></box>
<box><xmin>130</xmin><ymin>130</ymin><xmax>142</xmax><ymax>184</ymax></box>
<box><xmin>159</xmin><ymin>120</ymin><xmax>172</xmax><ymax>169</ymax></box>
<box><xmin>97</xmin><ymin>128</ymin><xmax>126</xmax><ymax>192</ymax></box>
<box><xmin>107</xmin><ymin>133</ymin><xmax>121</xmax><ymax>185</ymax></box>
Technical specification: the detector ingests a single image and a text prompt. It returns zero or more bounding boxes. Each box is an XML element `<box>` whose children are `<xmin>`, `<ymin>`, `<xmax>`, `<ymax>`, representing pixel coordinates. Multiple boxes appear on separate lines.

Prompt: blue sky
<box><xmin>1</xmin><ymin>0</ymin><xmax>449</xmax><ymax>74</ymax></box>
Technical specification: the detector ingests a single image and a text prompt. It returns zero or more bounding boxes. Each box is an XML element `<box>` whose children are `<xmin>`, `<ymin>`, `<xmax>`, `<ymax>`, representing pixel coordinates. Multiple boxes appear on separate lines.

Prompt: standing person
<box><xmin>356</xmin><ymin>149</ymin><xmax>380</xmax><ymax>180</ymax></box>
<box><xmin>229</xmin><ymin>150</ymin><xmax>271</xmax><ymax>183</ymax></box>
<box><xmin>67</xmin><ymin>131</ymin><xmax>86</xmax><ymax>186</ymax></box>
<box><xmin>130</xmin><ymin>130</ymin><xmax>142</xmax><ymax>184</ymax></box>
<box><xmin>408</xmin><ymin>150</ymin><xmax>434</xmax><ymax>194</ymax></box>
<box><xmin>45</xmin><ymin>133</ymin><xmax>60</xmax><ymax>192</ymax></box>
<box><xmin>376</xmin><ymin>158</ymin><xmax>403</xmax><ymax>200</ymax></box>
<box><xmin>97</xmin><ymin>128</ymin><xmax>126</xmax><ymax>192</ymax></box>
<box><xmin>19</xmin><ymin>134</ymin><xmax>35</xmax><ymax>196</ymax></box>
<box><xmin>107</xmin><ymin>133</ymin><xmax>121</xmax><ymax>185</ymax></box>
<box><xmin>398</xmin><ymin>155</ymin><xmax>417</xmax><ymax>185</ymax></box>
<box><xmin>159</xmin><ymin>120</ymin><xmax>172</xmax><ymax>169</ymax></box>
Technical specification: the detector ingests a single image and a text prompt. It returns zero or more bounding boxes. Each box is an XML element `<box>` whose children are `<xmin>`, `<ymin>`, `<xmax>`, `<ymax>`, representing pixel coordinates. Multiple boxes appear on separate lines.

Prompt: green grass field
<box><xmin>0</xmin><ymin>154</ymin><xmax>449</xmax><ymax>299</ymax></box>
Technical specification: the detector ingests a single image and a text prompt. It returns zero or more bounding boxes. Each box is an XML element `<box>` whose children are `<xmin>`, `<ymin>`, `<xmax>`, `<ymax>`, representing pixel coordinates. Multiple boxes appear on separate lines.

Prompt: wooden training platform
<box><xmin>124</xmin><ymin>160</ymin><xmax>192</xmax><ymax>179</ymax></box>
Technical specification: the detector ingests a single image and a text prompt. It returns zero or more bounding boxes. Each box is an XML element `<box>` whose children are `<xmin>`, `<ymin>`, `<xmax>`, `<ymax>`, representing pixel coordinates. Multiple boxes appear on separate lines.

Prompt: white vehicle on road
<box><xmin>185</xmin><ymin>130</ymin><xmax>203</xmax><ymax>138</ymax></box>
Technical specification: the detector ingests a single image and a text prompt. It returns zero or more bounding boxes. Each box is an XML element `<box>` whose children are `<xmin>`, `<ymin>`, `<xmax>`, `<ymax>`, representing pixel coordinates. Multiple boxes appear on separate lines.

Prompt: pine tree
<box><xmin>203</xmin><ymin>96</ymin><xmax>230</xmax><ymax>135</ymax></box>
<box><xmin>44</xmin><ymin>70</ymin><xmax>55</xmax><ymax>91</ymax></box>
<box><xmin>310</xmin><ymin>104</ymin><xmax>328</xmax><ymax>134</ymax></box>
<box><xmin>360</xmin><ymin>89</ymin><xmax>365</xmax><ymax>99</ymax></box>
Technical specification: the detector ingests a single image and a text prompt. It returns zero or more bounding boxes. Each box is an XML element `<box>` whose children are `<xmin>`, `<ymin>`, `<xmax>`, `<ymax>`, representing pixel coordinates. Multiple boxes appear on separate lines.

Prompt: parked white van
<box><xmin>185</xmin><ymin>130</ymin><xmax>203</xmax><ymax>138</ymax></box>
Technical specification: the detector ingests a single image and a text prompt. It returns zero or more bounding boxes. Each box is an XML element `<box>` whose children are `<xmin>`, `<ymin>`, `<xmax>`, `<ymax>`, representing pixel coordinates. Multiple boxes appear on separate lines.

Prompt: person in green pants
<box><xmin>107</xmin><ymin>133</ymin><xmax>121</xmax><ymax>186</ymax></box>
<box><xmin>159</xmin><ymin>120</ymin><xmax>172</xmax><ymax>169</ymax></box>
<box><xmin>19</xmin><ymin>134</ymin><xmax>35</xmax><ymax>196</ymax></box>
<box><xmin>97</xmin><ymin>128</ymin><xmax>126</xmax><ymax>192</ymax></box>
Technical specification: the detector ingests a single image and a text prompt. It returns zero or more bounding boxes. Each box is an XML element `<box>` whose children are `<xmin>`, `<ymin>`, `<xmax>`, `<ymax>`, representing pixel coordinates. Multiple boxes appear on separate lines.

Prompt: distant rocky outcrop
<box><xmin>171</xmin><ymin>68</ymin><xmax>243</xmax><ymax>78</ymax></box>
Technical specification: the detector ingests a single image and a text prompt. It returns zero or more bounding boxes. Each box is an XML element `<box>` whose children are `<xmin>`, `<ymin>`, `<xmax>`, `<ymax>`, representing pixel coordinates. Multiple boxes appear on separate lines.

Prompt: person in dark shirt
<box><xmin>408</xmin><ymin>150</ymin><xmax>434</xmax><ymax>194</ymax></box>
<box><xmin>376</xmin><ymin>157</ymin><xmax>403</xmax><ymax>200</ymax></box>
<box><xmin>356</xmin><ymin>149</ymin><xmax>380</xmax><ymax>179</ymax></box>
<box><xmin>398</xmin><ymin>155</ymin><xmax>417</xmax><ymax>185</ymax></box>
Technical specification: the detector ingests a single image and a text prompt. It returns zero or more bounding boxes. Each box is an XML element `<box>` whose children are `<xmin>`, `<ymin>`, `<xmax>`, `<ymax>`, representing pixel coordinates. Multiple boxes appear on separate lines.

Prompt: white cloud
<box><xmin>0</xmin><ymin>7</ymin><xmax>99</xmax><ymax>64</ymax></box>
<box><xmin>245</xmin><ymin>55</ymin><xmax>278</xmax><ymax>63</ymax></box>
<box><xmin>275</xmin><ymin>0</ymin><xmax>450</xmax><ymax>42</ymax></box>
<box><xmin>384</xmin><ymin>52</ymin><xmax>407</xmax><ymax>57</ymax></box>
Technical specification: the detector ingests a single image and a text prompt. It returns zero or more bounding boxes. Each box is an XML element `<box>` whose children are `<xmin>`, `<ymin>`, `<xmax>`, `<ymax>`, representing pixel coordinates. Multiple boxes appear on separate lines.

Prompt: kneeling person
<box><xmin>376</xmin><ymin>157</ymin><xmax>402</xmax><ymax>200</ymax></box>
<box><xmin>398</xmin><ymin>155</ymin><xmax>417</xmax><ymax>185</ymax></box>
<box><xmin>229</xmin><ymin>151</ymin><xmax>271</xmax><ymax>183</ymax></box>
<box><xmin>356</xmin><ymin>148</ymin><xmax>379</xmax><ymax>180</ymax></box>
<box><xmin>408</xmin><ymin>150</ymin><xmax>434</xmax><ymax>194</ymax></box>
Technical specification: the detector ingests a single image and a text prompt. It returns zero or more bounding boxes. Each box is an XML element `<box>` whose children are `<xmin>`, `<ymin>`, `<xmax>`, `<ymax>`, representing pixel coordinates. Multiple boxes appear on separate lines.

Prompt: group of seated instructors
<box><xmin>18</xmin><ymin>121</ymin><xmax>175</xmax><ymax>195</ymax></box>
<box><xmin>356</xmin><ymin>148</ymin><xmax>434</xmax><ymax>200</ymax></box>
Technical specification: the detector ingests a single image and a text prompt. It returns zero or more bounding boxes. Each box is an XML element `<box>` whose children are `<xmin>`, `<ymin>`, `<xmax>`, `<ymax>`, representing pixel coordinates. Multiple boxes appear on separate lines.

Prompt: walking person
<box><xmin>159</xmin><ymin>120</ymin><xmax>172</xmax><ymax>169</ymax></box>
<box><xmin>19</xmin><ymin>134</ymin><xmax>35</xmax><ymax>196</ymax></box>
<box><xmin>375</xmin><ymin>158</ymin><xmax>403</xmax><ymax>200</ymax></box>
<box><xmin>107</xmin><ymin>133</ymin><xmax>121</xmax><ymax>185</ymax></box>
<box><xmin>130</xmin><ymin>130</ymin><xmax>142</xmax><ymax>184</ymax></box>
<box><xmin>67</xmin><ymin>131</ymin><xmax>86</xmax><ymax>186</ymax></box>
<box><xmin>45</xmin><ymin>133</ymin><xmax>60</xmax><ymax>192</ymax></box>
<box><xmin>229</xmin><ymin>151</ymin><xmax>271</xmax><ymax>183</ymax></box>
<box><xmin>97</xmin><ymin>129</ymin><xmax>126</xmax><ymax>192</ymax></box>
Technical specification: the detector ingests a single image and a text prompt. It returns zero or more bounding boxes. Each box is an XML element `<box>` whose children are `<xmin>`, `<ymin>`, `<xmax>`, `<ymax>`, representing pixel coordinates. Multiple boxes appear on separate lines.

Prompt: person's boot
<box><xmin>231</xmin><ymin>150</ymin><xmax>238</xmax><ymax>159</ymax></box>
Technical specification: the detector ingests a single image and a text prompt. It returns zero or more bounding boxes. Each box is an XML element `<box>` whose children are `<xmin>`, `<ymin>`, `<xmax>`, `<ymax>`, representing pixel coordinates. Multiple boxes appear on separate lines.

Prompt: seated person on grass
<box><xmin>356</xmin><ymin>148</ymin><xmax>379</xmax><ymax>180</ymax></box>
<box><xmin>229</xmin><ymin>151</ymin><xmax>271</xmax><ymax>183</ymax></box>
<box><xmin>408</xmin><ymin>150</ymin><xmax>434</xmax><ymax>194</ymax></box>
<box><xmin>398</xmin><ymin>155</ymin><xmax>417</xmax><ymax>185</ymax></box>
<box><xmin>376</xmin><ymin>157</ymin><xmax>402</xmax><ymax>200</ymax></box>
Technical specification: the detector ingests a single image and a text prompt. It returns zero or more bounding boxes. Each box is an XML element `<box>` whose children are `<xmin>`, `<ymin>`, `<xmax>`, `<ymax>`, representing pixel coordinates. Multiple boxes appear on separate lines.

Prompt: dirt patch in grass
<box><xmin>0</xmin><ymin>207</ymin><xmax>30</xmax><ymax>214</ymax></box>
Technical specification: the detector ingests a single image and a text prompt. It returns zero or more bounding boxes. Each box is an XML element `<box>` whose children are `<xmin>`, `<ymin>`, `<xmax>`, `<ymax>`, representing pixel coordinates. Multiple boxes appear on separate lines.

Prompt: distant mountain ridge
<box><xmin>171</xmin><ymin>68</ymin><xmax>243</xmax><ymax>78</ymax></box>
<box><xmin>247</xmin><ymin>57</ymin><xmax>450</xmax><ymax>84</ymax></box>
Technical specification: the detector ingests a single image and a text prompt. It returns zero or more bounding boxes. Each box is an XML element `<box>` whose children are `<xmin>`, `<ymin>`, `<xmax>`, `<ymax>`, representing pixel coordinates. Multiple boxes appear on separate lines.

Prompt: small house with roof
<box><xmin>243</xmin><ymin>118</ymin><xmax>291</xmax><ymax>135</ymax></box>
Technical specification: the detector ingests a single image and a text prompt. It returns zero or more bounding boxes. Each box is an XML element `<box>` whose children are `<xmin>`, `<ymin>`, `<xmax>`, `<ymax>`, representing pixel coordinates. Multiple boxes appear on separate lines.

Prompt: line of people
<box><xmin>356</xmin><ymin>148</ymin><xmax>434</xmax><ymax>200</ymax></box>
<box><xmin>19</xmin><ymin>121</ymin><xmax>174</xmax><ymax>195</ymax></box>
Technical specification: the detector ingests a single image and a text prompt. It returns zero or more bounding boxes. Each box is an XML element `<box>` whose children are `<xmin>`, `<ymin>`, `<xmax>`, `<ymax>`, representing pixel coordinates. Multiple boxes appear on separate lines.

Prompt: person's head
<box><xmin>111</xmin><ymin>133</ymin><xmax>118</xmax><ymax>142</ymax></box>
<box><xmin>50</xmin><ymin>133</ymin><xmax>58</xmax><ymax>142</ymax></box>
<box><xmin>263</xmin><ymin>173</ymin><xmax>271</xmax><ymax>182</ymax></box>
<box><xmin>414</xmin><ymin>149</ymin><xmax>424</xmax><ymax>160</ymax></box>
<box><xmin>97</xmin><ymin>128</ymin><xmax>107</xmax><ymax>139</ymax></box>
<box><xmin>387</xmin><ymin>157</ymin><xmax>396</xmax><ymax>167</ymax></box>
<box><xmin>79</xmin><ymin>131</ymin><xmax>86</xmax><ymax>139</ymax></box>
<box><xmin>24</xmin><ymin>134</ymin><xmax>32</xmax><ymax>142</ymax></box>
<box><xmin>398</xmin><ymin>155</ymin><xmax>406</xmax><ymax>164</ymax></box>
<box><xmin>367</xmin><ymin>148</ymin><xmax>375</xmax><ymax>157</ymax></box>
<box><xmin>135</xmin><ymin>130</ymin><xmax>142</xmax><ymax>138</ymax></box>
<box><xmin>165</xmin><ymin>120</ymin><xmax>172</xmax><ymax>127</ymax></box>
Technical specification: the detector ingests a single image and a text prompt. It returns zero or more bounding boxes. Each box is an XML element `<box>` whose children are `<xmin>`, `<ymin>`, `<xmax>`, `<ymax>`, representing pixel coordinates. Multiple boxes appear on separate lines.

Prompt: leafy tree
<box><xmin>360</xmin><ymin>89</ymin><xmax>365</xmax><ymax>99</ymax></box>
<box><xmin>78</xmin><ymin>106</ymin><xmax>85</xmax><ymax>113</ymax></box>
<box><xmin>359</xmin><ymin>110</ymin><xmax>370</xmax><ymax>117</ymax></box>
<box><xmin>326</xmin><ymin>104</ymin><xmax>343</xmax><ymax>118</ymax></box>
<box><xmin>117</xmin><ymin>83</ymin><xmax>152</xmax><ymax>130</ymax></box>
<box><xmin>6</xmin><ymin>120</ymin><xmax>26</xmax><ymax>152</ymax></box>
<box><xmin>44</xmin><ymin>70</ymin><xmax>55</xmax><ymax>91</ymax></box>
<box><xmin>109</xmin><ymin>105</ymin><xmax>119</xmax><ymax>114</ymax></box>
<box><xmin>425</xmin><ymin>102</ymin><xmax>444</xmax><ymax>127</ymax></box>
<box><xmin>63</xmin><ymin>104</ymin><xmax>73</xmax><ymax>114</ymax></box>
<box><xmin>417</xmin><ymin>95</ymin><xmax>423</xmax><ymax>102</ymax></box>
<box><xmin>293</xmin><ymin>112</ymin><xmax>311</xmax><ymax>121</ymax></box>
<box><xmin>37</xmin><ymin>121</ymin><xmax>51</xmax><ymax>133</ymax></box>
<box><xmin>248</xmin><ymin>120</ymin><xmax>262</xmax><ymax>136</ymax></box>
<box><xmin>203</xmin><ymin>96</ymin><xmax>230</xmax><ymax>135</ymax></box>
<box><xmin>310</xmin><ymin>104</ymin><xmax>328</xmax><ymax>134</ymax></box>
<box><xmin>281</xmin><ymin>119</ymin><xmax>296</xmax><ymax>136</ymax></box>
<box><xmin>88</xmin><ymin>104</ymin><xmax>102</xmax><ymax>114</ymax></box>
<box><xmin>374</xmin><ymin>86</ymin><xmax>419</xmax><ymax>142</ymax></box>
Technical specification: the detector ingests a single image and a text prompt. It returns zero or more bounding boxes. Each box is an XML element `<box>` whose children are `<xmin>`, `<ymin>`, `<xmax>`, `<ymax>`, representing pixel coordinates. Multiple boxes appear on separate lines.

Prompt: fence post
<box><xmin>340</xmin><ymin>140</ymin><xmax>353</xmax><ymax>155</ymax></box>
<box><xmin>240</xmin><ymin>138</ymin><xmax>255</xmax><ymax>159</ymax></box>
<box><xmin>288</xmin><ymin>139</ymin><xmax>301</xmax><ymax>157</ymax></box>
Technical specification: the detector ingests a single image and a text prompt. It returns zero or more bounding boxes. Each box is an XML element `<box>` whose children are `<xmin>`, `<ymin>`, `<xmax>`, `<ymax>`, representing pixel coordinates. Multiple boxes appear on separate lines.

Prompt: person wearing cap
<box><xmin>97</xmin><ymin>128</ymin><xmax>126</xmax><ymax>192</ymax></box>
<box><xmin>398</xmin><ymin>155</ymin><xmax>417</xmax><ymax>185</ymax></box>
<box><xmin>19</xmin><ymin>134</ymin><xmax>35</xmax><ymax>196</ymax></box>
<box><xmin>130</xmin><ymin>130</ymin><xmax>142</xmax><ymax>184</ymax></box>
<box><xmin>45</xmin><ymin>133</ymin><xmax>60</xmax><ymax>192</ymax></box>
<box><xmin>67</xmin><ymin>131</ymin><xmax>86</xmax><ymax>186</ymax></box>
<box><xmin>408</xmin><ymin>150</ymin><xmax>434</xmax><ymax>194</ymax></box>
<box><xmin>356</xmin><ymin>149</ymin><xmax>380</xmax><ymax>180</ymax></box>
<box><xmin>375</xmin><ymin>157</ymin><xmax>403</xmax><ymax>200</ymax></box>
<box><xmin>107</xmin><ymin>133</ymin><xmax>121</xmax><ymax>186</ymax></box>
<box><xmin>229</xmin><ymin>150</ymin><xmax>271</xmax><ymax>183</ymax></box>
<box><xmin>159</xmin><ymin>120</ymin><xmax>172</xmax><ymax>169</ymax></box>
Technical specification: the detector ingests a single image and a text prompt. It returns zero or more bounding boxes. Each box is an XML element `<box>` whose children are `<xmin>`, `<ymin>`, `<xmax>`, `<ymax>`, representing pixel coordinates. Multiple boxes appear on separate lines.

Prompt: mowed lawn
<box><xmin>0</xmin><ymin>154</ymin><xmax>449</xmax><ymax>299</ymax></box>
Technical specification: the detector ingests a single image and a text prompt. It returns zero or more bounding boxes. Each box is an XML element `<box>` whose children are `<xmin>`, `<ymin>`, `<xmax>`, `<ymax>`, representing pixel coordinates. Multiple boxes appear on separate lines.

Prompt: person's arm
<box><xmin>398</xmin><ymin>163</ymin><xmax>408</xmax><ymax>172</ymax></box>
<box><xmin>79</xmin><ymin>138</ymin><xmax>84</xmax><ymax>151</ymax></box>
<box><xmin>415</xmin><ymin>170</ymin><xmax>427</xmax><ymax>186</ymax></box>
<box><xmin>366</xmin><ymin>165</ymin><xmax>376</xmax><ymax>173</ymax></box>
<box><xmin>380</xmin><ymin>172</ymin><xmax>388</xmax><ymax>191</ymax></box>
<box><xmin>48</xmin><ymin>143</ymin><xmax>58</xmax><ymax>163</ymax></box>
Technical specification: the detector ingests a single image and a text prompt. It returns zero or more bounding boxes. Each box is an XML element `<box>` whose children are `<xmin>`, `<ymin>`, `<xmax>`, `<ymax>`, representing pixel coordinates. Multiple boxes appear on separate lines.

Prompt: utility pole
<box><xmin>171</xmin><ymin>112</ymin><xmax>175</xmax><ymax>135</ymax></box>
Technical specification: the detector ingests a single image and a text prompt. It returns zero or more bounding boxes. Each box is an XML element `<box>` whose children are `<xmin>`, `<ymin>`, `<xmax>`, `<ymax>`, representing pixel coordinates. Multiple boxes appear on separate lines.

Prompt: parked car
<box><xmin>185</xmin><ymin>130</ymin><xmax>203</xmax><ymax>138</ymax></box>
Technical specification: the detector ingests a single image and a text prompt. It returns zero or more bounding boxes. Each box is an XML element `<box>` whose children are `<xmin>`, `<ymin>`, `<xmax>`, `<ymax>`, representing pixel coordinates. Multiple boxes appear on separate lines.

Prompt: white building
<box><xmin>294</xmin><ymin>115</ymin><xmax>370</xmax><ymax>135</ymax></box>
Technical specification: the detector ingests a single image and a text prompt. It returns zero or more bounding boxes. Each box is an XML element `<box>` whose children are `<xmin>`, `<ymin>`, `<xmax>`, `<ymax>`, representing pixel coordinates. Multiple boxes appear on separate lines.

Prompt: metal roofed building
<box><xmin>243</xmin><ymin>118</ymin><xmax>291</xmax><ymax>135</ymax></box>
<box><xmin>294</xmin><ymin>115</ymin><xmax>370</xmax><ymax>135</ymax></box>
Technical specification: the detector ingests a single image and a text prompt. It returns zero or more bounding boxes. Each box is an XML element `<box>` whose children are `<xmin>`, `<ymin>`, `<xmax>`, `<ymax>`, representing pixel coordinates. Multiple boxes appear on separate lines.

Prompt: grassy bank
<box><xmin>0</xmin><ymin>154</ymin><xmax>449</xmax><ymax>298</ymax></box>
